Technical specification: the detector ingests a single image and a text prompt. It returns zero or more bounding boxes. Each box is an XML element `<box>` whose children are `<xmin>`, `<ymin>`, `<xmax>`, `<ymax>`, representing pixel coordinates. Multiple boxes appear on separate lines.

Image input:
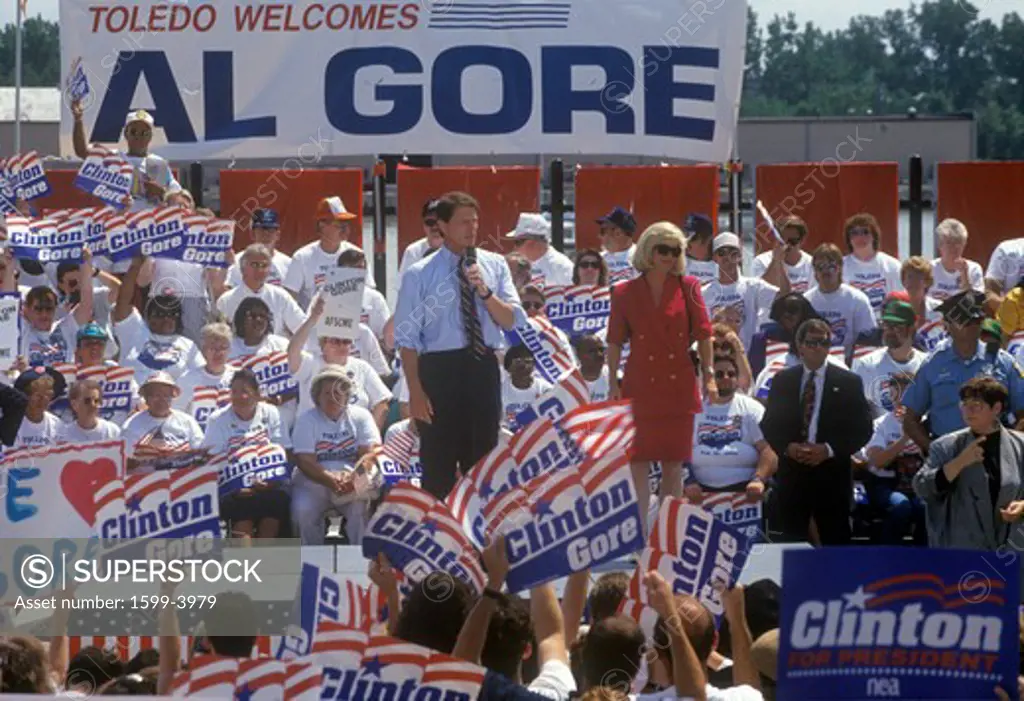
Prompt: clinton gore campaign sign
<box><xmin>779</xmin><ymin>547</ymin><xmax>1020</xmax><ymax>700</ymax></box>
<box><xmin>59</xmin><ymin>0</ymin><xmax>746</xmax><ymax>161</ymax></box>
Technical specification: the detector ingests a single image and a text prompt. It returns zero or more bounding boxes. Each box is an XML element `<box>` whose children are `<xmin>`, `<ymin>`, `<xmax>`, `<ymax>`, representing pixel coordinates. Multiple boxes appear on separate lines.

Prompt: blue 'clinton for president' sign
<box><xmin>779</xmin><ymin>547</ymin><xmax>1020</xmax><ymax>700</ymax></box>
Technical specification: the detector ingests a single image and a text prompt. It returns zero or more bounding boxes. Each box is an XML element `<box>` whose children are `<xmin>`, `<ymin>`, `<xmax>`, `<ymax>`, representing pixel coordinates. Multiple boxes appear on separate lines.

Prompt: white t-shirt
<box><xmin>930</xmin><ymin>258</ymin><xmax>984</xmax><ymax>300</ymax></box>
<box><xmin>229</xmin><ymin>334</ymin><xmax>289</xmax><ymax>364</ymax></box>
<box><xmin>701</xmin><ymin>276</ymin><xmax>778</xmax><ymax>350</ymax></box>
<box><xmin>122</xmin><ymin>410</ymin><xmax>205</xmax><ymax>473</ymax></box>
<box><xmin>216</xmin><ymin>283</ymin><xmax>308</xmax><ymax>337</ymax></box>
<box><xmin>529</xmin><ymin>247</ymin><xmax>575</xmax><ymax>289</ymax></box>
<box><xmin>57</xmin><ymin>419</ymin><xmax>122</xmax><ymax>444</ymax></box>
<box><xmin>124</xmin><ymin>152</ymin><xmax>180</xmax><ymax>211</ymax></box>
<box><xmin>686</xmin><ymin>258</ymin><xmax>719</xmax><ymax>286</ymax></box>
<box><xmin>152</xmin><ymin>259</ymin><xmax>206</xmax><ymax>299</ymax></box>
<box><xmin>843</xmin><ymin>252</ymin><xmax>903</xmax><ymax>316</ymax></box>
<box><xmin>985</xmin><ymin>238</ymin><xmax>1024</xmax><ymax>291</ymax></box>
<box><xmin>850</xmin><ymin>347</ymin><xmax>927</xmax><ymax>416</ymax></box>
<box><xmin>202</xmin><ymin>402</ymin><xmax>290</xmax><ymax>455</ymax></box>
<box><xmin>115</xmin><ymin>309</ymin><xmax>201</xmax><ymax>381</ymax></box>
<box><xmin>500</xmin><ymin>373</ymin><xmax>553</xmax><ymax>430</ymax></box>
<box><xmin>173</xmin><ymin>365</ymin><xmax>236</xmax><ymax>431</ymax></box>
<box><xmin>586</xmin><ymin>366</ymin><xmax>610</xmax><ymax>403</ymax></box>
<box><xmin>750</xmin><ymin>250</ymin><xmax>814</xmax><ymax>293</ymax></box>
<box><xmin>361</xmin><ymin>287</ymin><xmax>391</xmax><ymax>340</ymax></box>
<box><xmin>14</xmin><ymin>412</ymin><xmax>61</xmax><ymax>449</ymax></box>
<box><xmin>527</xmin><ymin>660</ymin><xmax>576</xmax><ymax>701</ymax></box>
<box><xmin>293</xmin><ymin>354</ymin><xmax>392</xmax><ymax>418</ymax></box>
<box><xmin>914</xmin><ymin>298</ymin><xmax>948</xmax><ymax>353</ymax></box>
<box><xmin>20</xmin><ymin>318</ymin><xmax>78</xmax><ymax>366</ymax></box>
<box><xmin>603</xmin><ymin>246</ymin><xmax>639</xmax><ymax>285</ymax></box>
<box><xmin>690</xmin><ymin>394</ymin><xmax>765</xmax><ymax>487</ymax></box>
<box><xmin>864</xmin><ymin>411</ymin><xmax>923</xmax><ymax>479</ymax></box>
<box><xmin>283</xmin><ymin>239</ymin><xmax>359</xmax><ymax>309</ymax></box>
<box><xmin>308</xmin><ymin>323</ymin><xmax>391</xmax><ymax>376</ymax></box>
<box><xmin>803</xmin><ymin>284</ymin><xmax>877</xmax><ymax>351</ymax></box>
<box><xmin>398</xmin><ymin>237</ymin><xmax>433</xmax><ymax>286</ymax></box>
<box><xmin>226</xmin><ymin>250</ymin><xmax>293</xmax><ymax>288</ymax></box>
<box><xmin>292</xmin><ymin>405</ymin><xmax>381</xmax><ymax>473</ymax></box>
<box><xmin>633</xmin><ymin>683</ymin><xmax>764</xmax><ymax>701</ymax></box>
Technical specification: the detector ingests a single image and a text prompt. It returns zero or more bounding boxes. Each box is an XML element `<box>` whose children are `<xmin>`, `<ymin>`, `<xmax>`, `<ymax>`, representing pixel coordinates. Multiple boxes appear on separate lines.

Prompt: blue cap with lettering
<box><xmin>76</xmin><ymin>321</ymin><xmax>109</xmax><ymax>343</ymax></box>
<box><xmin>252</xmin><ymin>209</ymin><xmax>279</xmax><ymax>229</ymax></box>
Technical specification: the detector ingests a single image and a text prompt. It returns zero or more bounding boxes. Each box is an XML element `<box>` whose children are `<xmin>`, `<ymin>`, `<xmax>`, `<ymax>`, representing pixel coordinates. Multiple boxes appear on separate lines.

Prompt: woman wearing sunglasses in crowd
<box><xmin>607</xmin><ymin>222</ymin><xmax>715</xmax><ymax>533</ymax></box>
<box><xmin>113</xmin><ymin>255</ymin><xmax>202</xmax><ymax>382</ymax></box>
<box><xmin>573</xmin><ymin>249</ymin><xmax>608</xmax><ymax>287</ymax></box>
<box><xmin>711</xmin><ymin>323</ymin><xmax>753</xmax><ymax>394</ymax></box>
<box><xmin>842</xmin><ymin>213</ymin><xmax>904</xmax><ymax>319</ymax></box>
<box><xmin>519</xmin><ymin>284</ymin><xmax>576</xmax><ymax>362</ymax></box>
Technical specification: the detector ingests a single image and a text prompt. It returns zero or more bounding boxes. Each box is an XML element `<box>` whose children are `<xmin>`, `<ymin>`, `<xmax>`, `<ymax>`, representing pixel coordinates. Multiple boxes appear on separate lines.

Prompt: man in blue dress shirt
<box><xmin>393</xmin><ymin>191</ymin><xmax>522</xmax><ymax>499</ymax></box>
<box><xmin>903</xmin><ymin>289</ymin><xmax>1024</xmax><ymax>454</ymax></box>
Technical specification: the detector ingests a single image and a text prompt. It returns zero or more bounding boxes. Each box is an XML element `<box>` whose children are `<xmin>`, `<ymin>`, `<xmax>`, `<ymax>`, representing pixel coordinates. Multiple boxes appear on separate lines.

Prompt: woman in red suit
<box><xmin>607</xmin><ymin>222</ymin><xmax>717</xmax><ymax>531</ymax></box>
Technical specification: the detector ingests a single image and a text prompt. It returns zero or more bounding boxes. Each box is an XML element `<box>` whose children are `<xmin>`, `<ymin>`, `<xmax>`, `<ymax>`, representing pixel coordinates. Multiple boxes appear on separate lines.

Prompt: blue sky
<box><xmin>5</xmin><ymin>0</ymin><xmax>1016</xmax><ymax>30</ymax></box>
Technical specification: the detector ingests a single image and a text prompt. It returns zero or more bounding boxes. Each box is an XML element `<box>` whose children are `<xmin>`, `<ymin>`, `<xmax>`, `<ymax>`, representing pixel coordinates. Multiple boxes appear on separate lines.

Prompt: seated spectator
<box><xmin>216</xmin><ymin>243</ymin><xmax>307</xmax><ymax>338</ymax></box>
<box><xmin>750</xmin><ymin>215</ymin><xmax>814</xmax><ymax>293</ymax></box>
<box><xmin>122</xmin><ymin>371</ymin><xmax>205</xmax><ymax>474</ymax></box>
<box><xmin>712</xmin><ymin>324</ymin><xmax>753</xmax><ymax>394</ymax></box>
<box><xmin>114</xmin><ymin>256</ymin><xmax>201</xmax><ymax>381</ymax></box>
<box><xmin>291</xmin><ymin>368</ymin><xmax>381</xmax><ymax>545</ymax></box>
<box><xmin>899</xmin><ymin>257</ymin><xmax>945</xmax><ymax>352</ymax></box>
<box><xmin>57</xmin><ymin>379</ymin><xmax>122</xmax><ymax>443</ymax></box>
<box><xmin>506</xmin><ymin>213</ymin><xmax>574</xmax><ymax>289</ymax></box>
<box><xmin>519</xmin><ymin>284</ymin><xmax>575</xmax><ymax>360</ymax></box>
<box><xmin>397</xmin><ymin>198</ymin><xmax>444</xmax><ymax>287</ymax></box>
<box><xmin>746</xmin><ymin>293</ymin><xmax>820</xmax><ymax>378</ymax></box>
<box><xmin>573</xmin><ymin>249</ymin><xmax>609</xmax><ymax>287</ymax></box>
<box><xmin>55</xmin><ymin>256</ymin><xmax>120</xmax><ymax>360</ymax></box>
<box><xmin>841</xmin><ymin>213</ymin><xmax>903</xmax><ymax>317</ymax></box>
<box><xmin>13</xmin><ymin>367</ymin><xmax>64</xmax><ymax>449</ymax></box>
<box><xmin>289</xmin><ymin>297</ymin><xmax>393</xmax><ymax>429</ymax></box>
<box><xmin>502</xmin><ymin>344</ymin><xmax>553</xmax><ymax>430</ymax></box>
<box><xmin>850</xmin><ymin>299</ymin><xmax>927</xmax><ymax>418</ymax></box>
<box><xmin>685</xmin><ymin>356</ymin><xmax>775</xmax><ymax>504</ymax></box>
<box><xmin>229</xmin><ymin>297</ymin><xmax>288</xmax><ymax>362</ymax></box>
<box><xmin>599</xmin><ymin>206</ymin><xmax>639</xmax><ymax>285</ymax></box>
<box><xmin>225</xmin><ymin>208</ymin><xmax>293</xmax><ymax>288</ymax></box>
<box><xmin>203</xmin><ymin>369</ymin><xmax>291</xmax><ymax>539</ymax></box>
<box><xmin>683</xmin><ymin>213</ymin><xmax>719</xmax><ymax>286</ymax></box>
<box><xmin>19</xmin><ymin>285</ymin><xmax>81</xmax><ymax>366</ymax></box>
<box><xmin>506</xmin><ymin>251</ymin><xmax>533</xmax><ymax>292</ymax></box>
<box><xmin>930</xmin><ymin>218</ymin><xmax>984</xmax><ymax>301</ymax></box>
<box><xmin>573</xmin><ymin>334</ymin><xmax>609</xmax><ymax>402</ymax></box>
<box><xmin>804</xmin><ymin>243</ymin><xmax>877</xmax><ymax>355</ymax></box>
<box><xmin>702</xmin><ymin>233</ymin><xmax>783</xmax><ymax>350</ymax></box>
<box><xmin>862</xmin><ymin>373</ymin><xmax>927</xmax><ymax>545</ymax></box>
<box><xmin>174</xmin><ymin>322</ymin><xmax>236</xmax><ymax>431</ymax></box>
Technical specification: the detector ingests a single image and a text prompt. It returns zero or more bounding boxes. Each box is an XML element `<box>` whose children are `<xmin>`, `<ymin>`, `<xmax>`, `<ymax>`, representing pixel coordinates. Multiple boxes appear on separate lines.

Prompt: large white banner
<box><xmin>59</xmin><ymin>0</ymin><xmax>747</xmax><ymax>161</ymax></box>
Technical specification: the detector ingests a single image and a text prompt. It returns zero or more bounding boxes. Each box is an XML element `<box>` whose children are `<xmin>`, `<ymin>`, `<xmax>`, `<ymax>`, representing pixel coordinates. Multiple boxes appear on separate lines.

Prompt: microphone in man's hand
<box><xmin>465</xmin><ymin>246</ymin><xmax>477</xmax><ymax>267</ymax></box>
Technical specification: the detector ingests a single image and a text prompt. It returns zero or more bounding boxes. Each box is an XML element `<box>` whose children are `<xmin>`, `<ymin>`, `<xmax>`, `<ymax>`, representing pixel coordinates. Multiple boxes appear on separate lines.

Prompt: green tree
<box><xmin>0</xmin><ymin>18</ymin><xmax>59</xmax><ymax>87</ymax></box>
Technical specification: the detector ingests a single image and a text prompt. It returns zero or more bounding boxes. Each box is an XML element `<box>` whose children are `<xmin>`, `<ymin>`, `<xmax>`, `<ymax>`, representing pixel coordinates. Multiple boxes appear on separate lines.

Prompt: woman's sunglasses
<box><xmin>714</xmin><ymin>370</ymin><xmax>737</xmax><ymax>380</ymax></box>
<box><xmin>654</xmin><ymin>244</ymin><xmax>682</xmax><ymax>258</ymax></box>
<box><xmin>523</xmin><ymin>301</ymin><xmax>545</xmax><ymax>311</ymax></box>
<box><xmin>578</xmin><ymin>260</ymin><xmax>602</xmax><ymax>270</ymax></box>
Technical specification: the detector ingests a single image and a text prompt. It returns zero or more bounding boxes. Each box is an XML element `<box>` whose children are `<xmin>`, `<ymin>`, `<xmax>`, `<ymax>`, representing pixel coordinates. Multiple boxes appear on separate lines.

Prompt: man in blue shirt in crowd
<box><xmin>903</xmin><ymin>289</ymin><xmax>1024</xmax><ymax>454</ymax></box>
<box><xmin>393</xmin><ymin>191</ymin><xmax>522</xmax><ymax>499</ymax></box>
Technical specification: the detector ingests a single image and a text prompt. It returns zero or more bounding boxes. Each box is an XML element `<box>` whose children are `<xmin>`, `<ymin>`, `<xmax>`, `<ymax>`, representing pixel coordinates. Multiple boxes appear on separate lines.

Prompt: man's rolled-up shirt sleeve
<box><xmin>393</xmin><ymin>268</ymin><xmax>425</xmax><ymax>353</ymax></box>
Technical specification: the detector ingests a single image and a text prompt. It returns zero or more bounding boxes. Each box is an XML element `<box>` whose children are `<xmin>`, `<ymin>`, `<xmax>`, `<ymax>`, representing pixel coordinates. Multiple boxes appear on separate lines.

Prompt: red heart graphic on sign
<box><xmin>60</xmin><ymin>458</ymin><xmax>119</xmax><ymax>526</ymax></box>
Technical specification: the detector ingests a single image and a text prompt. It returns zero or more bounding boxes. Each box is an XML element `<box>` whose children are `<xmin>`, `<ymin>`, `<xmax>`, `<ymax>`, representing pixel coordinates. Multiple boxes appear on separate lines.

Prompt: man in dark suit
<box><xmin>760</xmin><ymin>318</ymin><xmax>874</xmax><ymax>544</ymax></box>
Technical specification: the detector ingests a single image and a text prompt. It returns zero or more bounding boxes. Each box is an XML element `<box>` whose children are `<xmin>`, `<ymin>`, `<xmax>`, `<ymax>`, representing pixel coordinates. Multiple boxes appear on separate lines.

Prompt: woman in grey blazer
<box><xmin>914</xmin><ymin>376</ymin><xmax>1024</xmax><ymax>594</ymax></box>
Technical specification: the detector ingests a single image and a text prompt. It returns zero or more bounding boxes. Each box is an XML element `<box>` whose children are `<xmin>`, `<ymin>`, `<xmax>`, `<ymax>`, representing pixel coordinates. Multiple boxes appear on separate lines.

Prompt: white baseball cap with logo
<box><xmin>504</xmin><ymin>212</ymin><xmax>551</xmax><ymax>240</ymax></box>
<box><xmin>125</xmin><ymin>109</ymin><xmax>155</xmax><ymax>128</ymax></box>
<box><xmin>140</xmin><ymin>370</ymin><xmax>180</xmax><ymax>397</ymax></box>
<box><xmin>713</xmin><ymin>232</ymin><xmax>741</xmax><ymax>252</ymax></box>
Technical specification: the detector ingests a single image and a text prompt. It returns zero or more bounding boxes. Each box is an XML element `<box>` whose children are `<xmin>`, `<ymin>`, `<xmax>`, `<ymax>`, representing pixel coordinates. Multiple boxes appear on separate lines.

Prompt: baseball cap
<box><xmin>982</xmin><ymin>318</ymin><xmax>1005</xmax><ymax>343</ymax></box>
<box><xmin>683</xmin><ymin>213</ymin><xmax>715</xmax><ymax>239</ymax></box>
<box><xmin>316</xmin><ymin>196</ymin><xmax>357</xmax><ymax>222</ymax></box>
<box><xmin>124</xmin><ymin>109</ymin><xmax>155</xmax><ymax>128</ymax></box>
<box><xmin>713</xmin><ymin>232</ymin><xmax>741</xmax><ymax>252</ymax></box>
<box><xmin>14</xmin><ymin>366</ymin><xmax>67</xmax><ymax>398</ymax></box>
<box><xmin>140</xmin><ymin>371</ymin><xmax>180</xmax><ymax>396</ymax></box>
<box><xmin>76</xmin><ymin>321</ymin><xmax>109</xmax><ymax>343</ymax></box>
<box><xmin>880</xmin><ymin>300</ymin><xmax>916</xmax><ymax>326</ymax></box>
<box><xmin>936</xmin><ymin>289</ymin><xmax>986</xmax><ymax>322</ymax></box>
<box><xmin>596</xmin><ymin>207</ymin><xmax>637</xmax><ymax>235</ymax></box>
<box><xmin>504</xmin><ymin>213</ymin><xmax>551</xmax><ymax>240</ymax></box>
<box><xmin>252</xmin><ymin>209</ymin><xmax>279</xmax><ymax>229</ymax></box>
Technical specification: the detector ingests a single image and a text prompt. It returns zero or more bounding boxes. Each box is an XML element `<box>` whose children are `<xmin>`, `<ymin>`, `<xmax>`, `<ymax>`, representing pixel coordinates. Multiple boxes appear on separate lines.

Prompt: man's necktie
<box><xmin>800</xmin><ymin>370</ymin><xmax>816</xmax><ymax>442</ymax></box>
<box><xmin>458</xmin><ymin>257</ymin><xmax>487</xmax><ymax>358</ymax></box>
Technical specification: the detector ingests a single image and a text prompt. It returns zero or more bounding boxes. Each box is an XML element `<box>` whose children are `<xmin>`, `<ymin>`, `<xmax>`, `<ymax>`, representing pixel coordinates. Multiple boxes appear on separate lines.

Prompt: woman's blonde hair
<box><xmin>632</xmin><ymin>222</ymin><xmax>687</xmax><ymax>276</ymax></box>
<box><xmin>935</xmin><ymin>218</ymin><xmax>969</xmax><ymax>246</ymax></box>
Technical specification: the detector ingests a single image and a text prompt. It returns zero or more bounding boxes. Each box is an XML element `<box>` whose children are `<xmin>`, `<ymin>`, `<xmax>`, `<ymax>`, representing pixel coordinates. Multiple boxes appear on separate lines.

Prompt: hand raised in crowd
<box><xmin>703</xmin><ymin>374</ymin><xmax>719</xmax><ymax>403</ymax></box>
<box><xmin>717</xmin><ymin>581</ymin><xmax>745</xmax><ymax>624</ymax></box>
<box><xmin>643</xmin><ymin>570</ymin><xmax>676</xmax><ymax>621</ymax></box>
<box><xmin>308</xmin><ymin>295</ymin><xmax>326</xmax><ymax>321</ymax></box>
<box><xmin>683</xmin><ymin>482</ymin><xmax>704</xmax><ymax>505</ymax></box>
<box><xmin>1000</xmin><ymin>500</ymin><xmax>1024</xmax><ymax>523</ymax></box>
<box><xmin>745</xmin><ymin>478</ymin><xmax>765</xmax><ymax>503</ymax></box>
<box><xmin>70</xmin><ymin>98</ymin><xmax>84</xmax><ymax>120</ymax></box>
<box><xmin>481</xmin><ymin>533</ymin><xmax>509</xmax><ymax>590</ymax></box>
<box><xmin>368</xmin><ymin>553</ymin><xmax>400</xmax><ymax>598</ymax></box>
